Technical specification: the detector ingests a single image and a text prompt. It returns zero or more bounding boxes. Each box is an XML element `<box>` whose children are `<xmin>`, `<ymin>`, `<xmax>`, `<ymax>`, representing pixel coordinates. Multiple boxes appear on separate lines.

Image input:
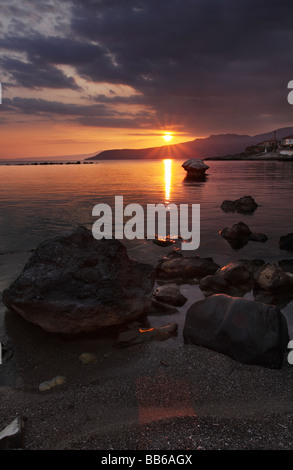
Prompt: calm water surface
<box><xmin>1</xmin><ymin>159</ymin><xmax>293</xmax><ymax>271</ymax></box>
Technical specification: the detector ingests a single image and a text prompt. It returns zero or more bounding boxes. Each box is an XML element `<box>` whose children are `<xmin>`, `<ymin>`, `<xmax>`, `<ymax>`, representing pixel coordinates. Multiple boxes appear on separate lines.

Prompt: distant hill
<box><xmin>85</xmin><ymin>127</ymin><xmax>293</xmax><ymax>161</ymax></box>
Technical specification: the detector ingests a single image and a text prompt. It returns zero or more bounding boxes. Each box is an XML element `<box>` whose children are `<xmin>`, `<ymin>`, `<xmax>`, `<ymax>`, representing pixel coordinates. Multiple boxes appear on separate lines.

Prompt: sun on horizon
<box><xmin>162</xmin><ymin>133</ymin><xmax>173</xmax><ymax>143</ymax></box>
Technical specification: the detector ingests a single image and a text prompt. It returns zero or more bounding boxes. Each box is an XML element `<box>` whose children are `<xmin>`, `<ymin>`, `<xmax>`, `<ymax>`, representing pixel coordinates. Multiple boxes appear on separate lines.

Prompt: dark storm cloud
<box><xmin>2</xmin><ymin>96</ymin><xmax>154</xmax><ymax>128</ymax></box>
<box><xmin>66</xmin><ymin>0</ymin><xmax>293</xmax><ymax>132</ymax></box>
<box><xmin>0</xmin><ymin>56</ymin><xmax>79</xmax><ymax>89</ymax></box>
<box><xmin>1</xmin><ymin>0</ymin><xmax>293</xmax><ymax>133</ymax></box>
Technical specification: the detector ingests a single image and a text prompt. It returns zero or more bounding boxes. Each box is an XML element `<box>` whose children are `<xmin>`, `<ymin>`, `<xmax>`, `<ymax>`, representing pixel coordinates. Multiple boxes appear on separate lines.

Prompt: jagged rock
<box><xmin>279</xmin><ymin>233</ymin><xmax>293</xmax><ymax>251</ymax></box>
<box><xmin>199</xmin><ymin>259</ymin><xmax>264</xmax><ymax>297</ymax></box>
<box><xmin>154</xmin><ymin>284</ymin><xmax>187</xmax><ymax>306</ymax></box>
<box><xmin>221</xmin><ymin>196</ymin><xmax>258</xmax><ymax>214</ymax></box>
<box><xmin>2</xmin><ymin>226</ymin><xmax>155</xmax><ymax>335</ymax></box>
<box><xmin>115</xmin><ymin>323</ymin><xmax>178</xmax><ymax>347</ymax></box>
<box><xmin>182</xmin><ymin>159</ymin><xmax>209</xmax><ymax>178</ymax></box>
<box><xmin>183</xmin><ymin>294</ymin><xmax>289</xmax><ymax>369</ymax></box>
<box><xmin>0</xmin><ymin>417</ymin><xmax>24</xmax><ymax>450</ymax></box>
<box><xmin>220</xmin><ymin>222</ymin><xmax>268</xmax><ymax>249</ymax></box>
<box><xmin>156</xmin><ymin>256</ymin><xmax>220</xmax><ymax>282</ymax></box>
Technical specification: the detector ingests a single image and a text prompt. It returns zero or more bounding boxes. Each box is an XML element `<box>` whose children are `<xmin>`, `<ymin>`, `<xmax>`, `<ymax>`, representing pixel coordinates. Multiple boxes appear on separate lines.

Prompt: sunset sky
<box><xmin>0</xmin><ymin>0</ymin><xmax>293</xmax><ymax>159</ymax></box>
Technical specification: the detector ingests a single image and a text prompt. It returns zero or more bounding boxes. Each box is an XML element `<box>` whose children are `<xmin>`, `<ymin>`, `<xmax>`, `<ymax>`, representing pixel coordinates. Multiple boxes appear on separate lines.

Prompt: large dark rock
<box><xmin>199</xmin><ymin>259</ymin><xmax>264</xmax><ymax>297</ymax></box>
<box><xmin>156</xmin><ymin>256</ymin><xmax>220</xmax><ymax>282</ymax></box>
<box><xmin>220</xmin><ymin>222</ymin><xmax>268</xmax><ymax>249</ymax></box>
<box><xmin>2</xmin><ymin>226</ymin><xmax>155</xmax><ymax>335</ymax></box>
<box><xmin>279</xmin><ymin>233</ymin><xmax>293</xmax><ymax>251</ymax></box>
<box><xmin>183</xmin><ymin>294</ymin><xmax>289</xmax><ymax>369</ymax></box>
<box><xmin>221</xmin><ymin>196</ymin><xmax>258</xmax><ymax>214</ymax></box>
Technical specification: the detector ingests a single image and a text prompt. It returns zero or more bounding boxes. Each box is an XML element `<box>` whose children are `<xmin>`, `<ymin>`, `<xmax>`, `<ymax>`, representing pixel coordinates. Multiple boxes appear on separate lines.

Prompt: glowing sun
<box><xmin>162</xmin><ymin>133</ymin><xmax>173</xmax><ymax>142</ymax></box>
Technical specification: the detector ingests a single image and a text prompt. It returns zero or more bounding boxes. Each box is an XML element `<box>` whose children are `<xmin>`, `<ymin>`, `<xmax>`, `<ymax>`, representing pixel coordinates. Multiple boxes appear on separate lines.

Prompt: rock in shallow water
<box><xmin>154</xmin><ymin>284</ymin><xmax>187</xmax><ymax>306</ymax></box>
<box><xmin>156</xmin><ymin>256</ymin><xmax>220</xmax><ymax>282</ymax></box>
<box><xmin>220</xmin><ymin>222</ymin><xmax>268</xmax><ymax>249</ymax></box>
<box><xmin>182</xmin><ymin>159</ymin><xmax>209</xmax><ymax>178</ymax></box>
<box><xmin>199</xmin><ymin>259</ymin><xmax>264</xmax><ymax>297</ymax></box>
<box><xmin>183</xmin><ymin>294</ymin><xmax>289</xmax><ymax>369</ymax></box>
<box><xmin>2</xmin><ymin>226</ymin><xmax>155</xmax><ymax>334</ymax></box>
<box><xmin>221</xmin><ymin>196</ymin><xmax>258</xmax><ymax>214</ymax></box>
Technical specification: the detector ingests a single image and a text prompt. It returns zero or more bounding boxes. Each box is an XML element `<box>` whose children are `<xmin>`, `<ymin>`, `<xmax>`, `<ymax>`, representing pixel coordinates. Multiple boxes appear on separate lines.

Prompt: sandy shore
<box><xmin>1</xmin><ymin>297</ymin><xmax>293</xmax><ymax>451</ymax></box>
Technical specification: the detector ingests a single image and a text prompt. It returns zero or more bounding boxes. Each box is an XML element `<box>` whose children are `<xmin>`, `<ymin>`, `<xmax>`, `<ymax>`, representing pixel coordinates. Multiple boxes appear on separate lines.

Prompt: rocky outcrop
<box><xmin>182</xmin><ymin>159</ymin><xmax>209</xmax><ymax>178</ymax></box>
<box><xmin>2</xmin><ymin>226</ymin><xmax>155</xmax><ymax>335</ymax></box>
<box><xmin>156</xmin><ymin>255</ymin><xmax>220</xmax><ymax>282</ymax></box>
<box><xmin>221</xmin><ymin>196</ymin><xmax>258</xmax><ymax>214</ymax></box>
<box><xmin>199</xmin><ymin>259</ymin><xmax>264</xmax><ymax>297</ymax></box>
<box><xmin>220</xmin><ymin>222</ymin><xmax>268</xmax><ymax>249</ymax></box>
<box><xmin>183</xmin><ymin>294</ymin><xmax>289</xmax><ymax>369</ymax></box>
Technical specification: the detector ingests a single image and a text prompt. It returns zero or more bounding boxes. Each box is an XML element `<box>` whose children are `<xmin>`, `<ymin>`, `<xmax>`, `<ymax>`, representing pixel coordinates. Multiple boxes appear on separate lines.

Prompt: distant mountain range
<box><xmin>85</xmin><ymin>127</ymin><xmax>293</xmax><ymax>161</ymax></box>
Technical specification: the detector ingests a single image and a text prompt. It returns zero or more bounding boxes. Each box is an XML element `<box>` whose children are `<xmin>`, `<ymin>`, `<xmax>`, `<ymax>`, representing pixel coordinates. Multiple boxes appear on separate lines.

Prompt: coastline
<box><xmin>205</xmin><ymin>151</ymin><xmax>293</xmax><ymax>161</ymax></box>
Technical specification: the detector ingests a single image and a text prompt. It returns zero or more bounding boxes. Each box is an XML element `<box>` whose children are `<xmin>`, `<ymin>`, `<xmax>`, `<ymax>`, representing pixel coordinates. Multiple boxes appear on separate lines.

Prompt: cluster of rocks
<box><xmin>2</xmin><ymin>223</ymin><xmax>292</xmax><ymax>370</ymax></box>
<box><xmin>199</xmin><ymin>259</ymin><xmax>293</xmax><ymax>308</ymax></box>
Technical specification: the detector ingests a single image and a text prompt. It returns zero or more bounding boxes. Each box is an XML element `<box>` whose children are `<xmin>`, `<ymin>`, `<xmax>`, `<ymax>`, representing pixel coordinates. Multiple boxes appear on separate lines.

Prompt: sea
<box><xmin>1</xmin><ymin>158</ymin><xmax>293</xmax><ymax>374</ymax></box>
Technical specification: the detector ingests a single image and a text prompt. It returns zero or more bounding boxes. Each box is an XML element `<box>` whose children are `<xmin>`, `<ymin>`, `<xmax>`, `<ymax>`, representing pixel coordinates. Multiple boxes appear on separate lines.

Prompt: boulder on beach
<box><xmin>2</xmin><ymin>226</ymin><xmax>155</xmax><ymax>335</ymax></box>
<box><xmin>221</xmin><ymin>196</ymin><xmax>258</xmax><ymax>214</ymax></box>
<box><xmin>156</xmin><ymin>255</ymin><xmax>220</xmax><ymax>282</ymax></box>
<box><xmin>220</xmin><ymin>222</ymin><xmax>268</xmax><ymax>249</ymax></box>
<box><xmin>182</xmin><ymin>159</ymin><xmax>209</xmax><ymax>178</ymax></box>
<box><xmin>199</xmin><ymin>259</ymin><xmax>264</xmax><ymax>297</ymax></box>
<box><xmin>183</xmin><ymin>294</ymin><xmax>289</xmax><ymax>369</ymax></box>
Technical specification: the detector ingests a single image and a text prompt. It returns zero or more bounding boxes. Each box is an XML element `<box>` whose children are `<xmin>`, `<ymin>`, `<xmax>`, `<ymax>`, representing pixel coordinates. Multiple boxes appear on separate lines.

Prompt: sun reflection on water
<box><xmin>164</xmin><ymin>159</ymin><xmax>172</xmax><ymax>203</ymax></box>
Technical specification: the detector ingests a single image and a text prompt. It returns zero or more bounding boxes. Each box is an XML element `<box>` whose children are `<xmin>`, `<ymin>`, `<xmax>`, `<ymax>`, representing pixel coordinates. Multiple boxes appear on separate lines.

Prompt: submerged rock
<box><xmin>183</xmin><ymin>294</ymin><xmax>289</xmax><ymax>369</ymax></box>
<box><xmin>156</xmin><ymin>256</ymin><xmax>220</xmax><ymax>282</ymax></box>
<box><xmin>2</xmin><ymin>226</ymin><xmax>155</xmax><ymax>335</ymax></box>
<box><xmin>182</xmin><ymin>159</ymin><xmax>209</xmax><ymax>178</ymax></box>
<box><xmin>221</xmin><ymin>196</ymin><xmax>258</xmax><ymax>214</ymax></box>
<box><xmin>199</xmin><ymin>259</ymin><xmax>264</xmax><ymax>297</ymax></box>
<box><xmin>220</xmin><ymin>222</ymin><xmax>268</xmax><ymax>249</ymax></box>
